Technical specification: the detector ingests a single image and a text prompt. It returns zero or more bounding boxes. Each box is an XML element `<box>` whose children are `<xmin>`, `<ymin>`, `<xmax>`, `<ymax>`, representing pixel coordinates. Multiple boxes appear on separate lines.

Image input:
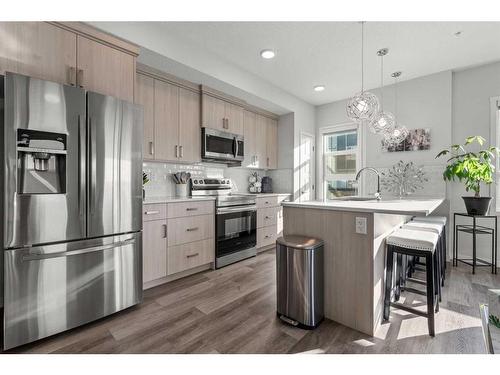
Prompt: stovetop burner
<box><xmin>190</xmin><ymin>178</ymin><xmax>256</xmax><ymax>207</ymax></box>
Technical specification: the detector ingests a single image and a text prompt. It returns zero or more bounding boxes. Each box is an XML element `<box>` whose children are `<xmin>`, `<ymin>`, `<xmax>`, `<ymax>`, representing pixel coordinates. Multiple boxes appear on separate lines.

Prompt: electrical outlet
<box><xmin>355</xmin><ymin>217</ymin><xmax>367</xmax><ymax>234</ymax></box>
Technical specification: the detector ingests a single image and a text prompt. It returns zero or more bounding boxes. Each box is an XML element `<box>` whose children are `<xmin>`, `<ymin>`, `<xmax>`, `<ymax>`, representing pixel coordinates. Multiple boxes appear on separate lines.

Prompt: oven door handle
<box><xmin>217</xmin><ymin>205</ymin><xmax>257</xmax><ymax>214</ymax></box>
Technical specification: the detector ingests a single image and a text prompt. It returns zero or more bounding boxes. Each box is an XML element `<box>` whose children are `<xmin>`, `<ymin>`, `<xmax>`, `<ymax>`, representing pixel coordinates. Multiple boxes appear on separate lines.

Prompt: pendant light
<box><xmin>369</xmin><ymin>48</ymin><xmax>395</xmax><ymax>134</ymax></box>
<box><xmin>384</xmin><ymin>71</ymin><xmax>409</xmax><ymax>145</ymax></box>
<box><xmin>346</xmin><ymin>22</ymin><xmax>379</xmax><ymax>123</ymax></box>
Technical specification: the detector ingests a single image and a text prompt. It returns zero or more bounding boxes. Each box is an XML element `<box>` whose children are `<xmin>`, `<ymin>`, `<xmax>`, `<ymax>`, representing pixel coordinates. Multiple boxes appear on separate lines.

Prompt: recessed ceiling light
<box><xmin>314</xmin><ymin>85</ymin><xmax>325</xmax><ymax>92</ymax></box>
<box><xmin>260</xmin><ymin>49</ymin><xmax>275</xmax><ymax>59</ymax></box>
<box><xmin>454</xmin><ymin>31</ymin><xmax>463</xmax><ymax>37</ymax></box>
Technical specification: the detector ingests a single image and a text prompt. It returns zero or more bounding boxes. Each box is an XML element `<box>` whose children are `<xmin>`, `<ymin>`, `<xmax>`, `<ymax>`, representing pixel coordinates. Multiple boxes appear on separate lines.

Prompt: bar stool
<box><xmin>412</xmin><ymin>216</ymin><xmax>448</xmax><ymax>280</ymax></box>
<box><xmin>404</xmin><ymin>221</ymin><xmax>445</xmax><ymax>292</ymax></box>
<box><xmin>384</xmin><ymin>228</ymin><xmax>440</xmax><ymax>336</ymax></box>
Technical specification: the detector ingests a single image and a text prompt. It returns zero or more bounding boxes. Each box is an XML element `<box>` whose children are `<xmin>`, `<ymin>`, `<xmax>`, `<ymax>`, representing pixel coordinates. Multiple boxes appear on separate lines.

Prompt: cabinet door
<box><xmin>154</xmin><ymin>80</ymin><xmax>179</xmax><ymax>161</ymax></box>
<box><xmin>179</xmin><ymin>88</ymin><xmax>201</xmax><ymax>163</ymax></box>
<box><xmin>0</xmin><ymin>22</ymin><xmax>76</xmax><ymax>84</ymax></box>
<box><xmin>255</xmin><ymin>114</ymin><xmax>268</xmax><ymax>169</ymax></box>
<box><xmin>201</xmin><ymin>94</ymin><xmax>226</xmax><ymax>131</ymax></box>
<box><xmin>143</xmin><ymin>220</ymin><xmax>168</xmax><ymax>283</ymax></box>
<box><xmin>243</xmin><ymin>110</ymin><xmax>256</xmax><ymax>168</ymax></box>
<box><xmin>225</xmin><ymin>103</ymin><xmax>244</xmax><ymax>135</ymax></box>
<box><xmin>266</xmin><ymin>117</ymin><xmax>278</xmax><ymax>169</ymax></box>
<box><xmin>135</xmin><ymin>73</ymin><xmax>155</xmax><ymax>160</ymax></box>
<box><xmin>76</xmin><ymin>35</ymin><xmax>135</xmax><ymax>102</ymax></box>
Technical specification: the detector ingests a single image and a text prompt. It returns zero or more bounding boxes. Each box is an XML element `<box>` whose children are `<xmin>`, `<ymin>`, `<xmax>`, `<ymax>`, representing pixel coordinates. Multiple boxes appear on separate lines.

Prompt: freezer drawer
<box><xmin>3</xmin><ymin>232</ymin><xmax>142</xmax><ymax>350</ymax></box>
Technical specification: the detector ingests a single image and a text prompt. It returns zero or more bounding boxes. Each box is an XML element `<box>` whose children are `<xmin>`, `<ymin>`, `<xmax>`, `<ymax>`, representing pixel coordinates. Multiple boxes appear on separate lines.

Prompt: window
<box><xmin>322</xmin><ymin>128</ymin><xmax>360</xmax><ymax>200</ymax></box>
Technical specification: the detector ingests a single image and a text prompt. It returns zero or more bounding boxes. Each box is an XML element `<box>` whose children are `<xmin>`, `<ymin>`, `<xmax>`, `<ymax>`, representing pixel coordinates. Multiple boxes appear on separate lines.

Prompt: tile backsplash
<box><xmin>142</xmin><ymin>161</ymin><xmax>293</xmax><ymax>198</ymax></box>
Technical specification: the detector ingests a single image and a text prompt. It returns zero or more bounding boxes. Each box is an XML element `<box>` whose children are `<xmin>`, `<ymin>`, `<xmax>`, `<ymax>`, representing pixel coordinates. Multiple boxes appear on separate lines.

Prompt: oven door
<box><xmin>202</xmin><ymin>127</ymin><xmax>244</xmax><ymax>162</ymax></box>
<box><xmin>216</xmin><ymin>205</ymin><xmax>256</xmax><ymax>258</ymax></box>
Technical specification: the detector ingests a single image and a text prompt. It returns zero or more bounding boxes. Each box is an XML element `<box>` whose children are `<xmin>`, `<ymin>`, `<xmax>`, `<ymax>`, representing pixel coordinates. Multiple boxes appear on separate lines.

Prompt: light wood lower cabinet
<box><xmin>168</xmin><ymin>239</ymin><xmax>214</xmax><ymax>275</ymax></box>
<box><xmin>142</xmin><ymin>200</ymin><xmax>215</xmax><ymax>289</ymax></box>
<box><xmin>167</xmin><ymin>214</ymin><xmax>214</xmax><ymax>247</ymax></box>
<box><xmin>257</xmin><ymin>225</ymin><xmax>279</xmax><ymax>249</ymax></box>
<box><xmin>143</xmin><ymin>218</ymin><xmax>167</xmax><ymax>284</ymax></box>
<box><xmin>256</xmin><ymin>195</ymin><xmax>289</xmax><ymax>251</ymax></box>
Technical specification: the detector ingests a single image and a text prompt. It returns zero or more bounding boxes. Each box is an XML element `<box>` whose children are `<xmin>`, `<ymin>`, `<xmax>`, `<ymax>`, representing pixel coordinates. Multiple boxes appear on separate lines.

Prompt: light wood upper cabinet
<box><xmin>77</xmin><ymin>36</ymin><xmax>135</xmax><ymax>102</ymax></box>
<box><xmin>179</xmin><ymin>88</ymin><xmax>201</xmax><ymax>163</ymax></box>
<box><xmin>154</xmin><ymin>80</ymin><xmax>179</xmax><ymax>161</ymax></box>
<box><xmin>202</xmin><ymin>94</ymin><xmax>226</xmax><ymax>131</ymax></box>
<box><xmin>135</xmin><ymin>73</ymin><xmax>155</xmax><ymax>160</ymax></box>
<box><xmin>226</xmin><ymin>102</ymin><xmax>244</xmax><ymax>135</ymax></box>
<box><xmin>0</xmin><ymin>22</ymin><xmax>77</xmax><ymax>85</ymax></box>
<box><xmin>266</xmin><ymin>117</ymin><xmax>278</xmax><ymax>169</ymax></box>
<box><xmin>243</xmin><ymin>110</ymin><xmax>257</xmax><ymax>168</ymax></box>
<box><xmin>143</xmin><ymin>218</ymin><xmax>167</xmax><ymax>284</ymax></box>
<box><xmin>201</xmin><ymin>94</ymin><xmax>244</xmax><ymax>135</ymax></box>
<box><xmin>255</xmin><ymin>114</ymin><xmax>268</xmax><ymax>169</ymax></box>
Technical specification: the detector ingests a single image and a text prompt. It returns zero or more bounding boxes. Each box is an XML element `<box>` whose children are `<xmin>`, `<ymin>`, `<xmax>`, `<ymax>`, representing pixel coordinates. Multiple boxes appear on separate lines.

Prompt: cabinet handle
<box><xmin>149</xmin><ymin>141</ymin><xmax>154</xmax><ymax>155</ymax></box>
<box><xmin>186</xmin><ymin>207</ymin><xmax>198</xmax><ymax>211</ymax></box>
<box><xmin>163</xmin><ymin>224</ymin><xmax>167</xmax><ymax>238</ymax></box>
<box><xmin>265</xmin><ymin>201</ymin><xmax>269</xmax><ymax>204</ymax></box>
<box><xmin>265</xmin><ymin>235</ymin><xmax>270</xmax><ymax>239</ymax></box>
<box><xmin>69</xmin><ymin>67</ymin><xmax>76</xmax><ymax>86</ymax></box>
<box><xmin>186</xmin><ymin>253</ymin><xmax>199</xmax><ymax>258</ymax></box>
<box><xmin>226</xmin><ymin>118</ymin><xmax>229</xmax><ymax>129</ymax></box>
<box><xmin>179</xmin><ymin>145</ymin><xmax>183</xmax><ymax>158</ymax></box>
<box><xmin>267</xmin><ymin>157</ymin><xmax>269</xmax><ymax>167</ymax></box>
<box><xmin>144</xmin><ymin>210</ymin><xmax>160</xmax><ymax>215</ymax></box>
<box><xmin>77</xmin><ymin>69</ymin><xmax>84</xmax><ymax>88</ymax></box>
<box><xmin>186</xmin><ymin>227</ymin><xmax>199</xmax><ymax>232</ymax></box>
<box><xmin>175</xmin><ymin>145</ymin><xmax>179</xmax><ymax>158</ymax></box>
<box><xmin>265</xmin><ymin>216</ymin><xmax>271</xmax><ymax>219</ymax></box>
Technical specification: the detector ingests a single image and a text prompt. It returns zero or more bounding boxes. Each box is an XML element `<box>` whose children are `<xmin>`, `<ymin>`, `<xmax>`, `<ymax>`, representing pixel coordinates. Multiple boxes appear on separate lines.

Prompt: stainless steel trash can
<box><xmin>276</xmin><ymin>235</ymin><xmax>324</xmax><ymax>329</ymax></box>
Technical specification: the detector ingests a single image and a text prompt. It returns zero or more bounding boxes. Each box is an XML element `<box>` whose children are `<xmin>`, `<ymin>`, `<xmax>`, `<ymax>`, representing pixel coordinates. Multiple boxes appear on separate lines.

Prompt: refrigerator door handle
<box><xmin>21</xmin><ymin>238</ymin><xmax>136</xmax><ymax>262</ymax></box>
<box><xmin>89</xmin><ymin>116</ymin><xmax>97</xmax><ymax>215</ymax></box>
<box><xmin>78</xmin><ymin>114</ymin><xmax>85</xmax><ymax>222</ymax></box>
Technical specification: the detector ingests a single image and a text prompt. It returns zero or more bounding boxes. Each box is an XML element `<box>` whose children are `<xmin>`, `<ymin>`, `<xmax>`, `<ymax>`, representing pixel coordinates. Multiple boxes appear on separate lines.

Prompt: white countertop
<box><xmin>143</xmin><ymin>196</ymin><xmax>216</xmax><ymax>204</ymax></box>
<box><xmin>282</xmin><ymin>198</ymin><xmax>445</xmax><ymax>216</ymax></box>
<box><xmin>236</xmin><ymin>193</ymin><xmax>291</xmax><ymax>198</ymax></box>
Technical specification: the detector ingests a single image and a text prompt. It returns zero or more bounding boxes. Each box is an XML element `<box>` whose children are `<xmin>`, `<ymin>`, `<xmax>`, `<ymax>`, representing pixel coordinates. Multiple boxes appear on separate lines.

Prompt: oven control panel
<box><xmin>190</xmin><ymin>178</ymin><xmax>232</xmax><ymax>190</ymax></box>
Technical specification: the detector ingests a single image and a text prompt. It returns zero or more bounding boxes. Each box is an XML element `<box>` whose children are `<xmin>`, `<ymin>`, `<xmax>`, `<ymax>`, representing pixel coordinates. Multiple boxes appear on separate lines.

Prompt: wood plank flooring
<box><xmin>3</xmin><ymin>249</ymin><xmax>498</xmax><ymax>354</ymax></box>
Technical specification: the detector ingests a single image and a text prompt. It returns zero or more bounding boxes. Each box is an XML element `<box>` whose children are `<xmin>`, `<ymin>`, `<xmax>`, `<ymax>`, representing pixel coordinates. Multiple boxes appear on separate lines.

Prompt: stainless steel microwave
<box><xmin>202</xmin><ymin>127</ymin><xmax>244</xmax><ymax>164</ymax></box>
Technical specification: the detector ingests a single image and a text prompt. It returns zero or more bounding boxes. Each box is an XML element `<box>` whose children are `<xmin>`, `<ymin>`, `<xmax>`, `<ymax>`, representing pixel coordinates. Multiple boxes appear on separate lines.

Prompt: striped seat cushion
<box><xmin>403</xmin><ymin>221</ymin><xmax>443</xmax><ymax>235</ymax></box>
<box><xmin>412</xmin><ymin>216</ymin><xmax>447</xmax><ymax>226</ymax></box>
<box><xmin>386</xmin><ymin>228</ymin><xmax>438</xmax><ymax>252</ymax></box>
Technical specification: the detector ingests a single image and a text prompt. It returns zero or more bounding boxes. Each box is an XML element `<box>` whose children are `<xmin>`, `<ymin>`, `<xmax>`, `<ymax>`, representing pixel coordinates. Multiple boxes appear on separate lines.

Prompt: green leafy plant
<box><xmin>490</xmin><ymin>314</ymin><xmax>500</xmax><ymax>329</ymax></box>
<box><xmin>436</xmin><ymin>136</ymin><xmax>500</xmax><ymax>197</ymax></box>
<box><xmin>143</xmin><ymin>172</ymin><xmax>150</xmax><ymax>186</ymax></box>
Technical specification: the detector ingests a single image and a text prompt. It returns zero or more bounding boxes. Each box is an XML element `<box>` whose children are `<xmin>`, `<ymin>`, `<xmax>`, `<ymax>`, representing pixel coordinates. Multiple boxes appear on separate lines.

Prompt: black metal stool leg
<box><xmin>384</xmin><ymin>246</ymin><xmax>394</xmax><ymax>321</ymax></box>
<box><xmin>426</xmin><ymin>252</ymin><xmax>436</xmax><ymax>337</ymax></box>
<box><xmin>395</xmin><ymin>253</ymin><xmax>402</xmax><ymax>301</ymax></box>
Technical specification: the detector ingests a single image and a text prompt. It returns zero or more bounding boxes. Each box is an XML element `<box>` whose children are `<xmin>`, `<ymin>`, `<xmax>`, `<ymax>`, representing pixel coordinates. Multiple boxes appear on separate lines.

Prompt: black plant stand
<box><xmin>453</xmin><ymin>213</ymin><xmax>497</xmax><ymax>274</ymax></box>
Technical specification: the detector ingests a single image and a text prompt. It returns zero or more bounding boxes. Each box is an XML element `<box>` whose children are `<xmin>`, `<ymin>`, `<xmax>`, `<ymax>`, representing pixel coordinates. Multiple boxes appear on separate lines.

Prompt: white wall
<box><xmin>452</xmin><ymin>61</ymin><xmax>500</xmax><ymax>261</ymax></box>
<box><xmin>316</xmin><ymin>71</ymin><xmax>452</xmax><ymax>200</ymax></box>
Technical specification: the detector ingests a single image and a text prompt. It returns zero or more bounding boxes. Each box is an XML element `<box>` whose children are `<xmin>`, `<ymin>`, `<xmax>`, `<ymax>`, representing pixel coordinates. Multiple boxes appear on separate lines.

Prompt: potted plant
<box><xmin>436</xmin><ymin>136</ymin><xmax>499</xmax><ymax>215</ymax></box>
<box><xmin>142</xmin><ymin>172</ymin><xmax>150</xmax><ymax>200</ymax></box>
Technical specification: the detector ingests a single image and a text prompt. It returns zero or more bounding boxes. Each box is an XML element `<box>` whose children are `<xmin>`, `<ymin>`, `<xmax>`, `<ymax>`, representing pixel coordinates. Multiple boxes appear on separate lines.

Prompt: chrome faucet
<box><xmin>355</xmin><ymin>167</ymin><xmax>381</xmax><ymax>200</ymax></box>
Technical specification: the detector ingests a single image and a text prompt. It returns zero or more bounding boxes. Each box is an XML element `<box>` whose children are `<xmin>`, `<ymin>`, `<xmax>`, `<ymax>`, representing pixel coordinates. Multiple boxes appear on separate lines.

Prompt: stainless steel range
<box><xmin>190</xmin><ymin>178</ymin><xmax>256</xmax><ymax>268</ymax></box>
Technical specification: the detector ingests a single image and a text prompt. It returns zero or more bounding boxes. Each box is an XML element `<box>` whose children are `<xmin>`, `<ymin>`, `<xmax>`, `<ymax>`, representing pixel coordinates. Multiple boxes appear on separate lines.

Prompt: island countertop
<box><xmin>282</xmin><ymin>197</ymin><xmax>445</xmax><ymax>216</ymax></box>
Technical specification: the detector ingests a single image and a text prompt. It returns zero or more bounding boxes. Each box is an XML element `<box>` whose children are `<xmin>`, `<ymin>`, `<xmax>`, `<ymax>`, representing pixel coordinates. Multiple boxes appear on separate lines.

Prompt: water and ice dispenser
<box><xmin>17</xmin><ymin>129</ymin><xmax>67</xmax><ymax>194</ymax></box>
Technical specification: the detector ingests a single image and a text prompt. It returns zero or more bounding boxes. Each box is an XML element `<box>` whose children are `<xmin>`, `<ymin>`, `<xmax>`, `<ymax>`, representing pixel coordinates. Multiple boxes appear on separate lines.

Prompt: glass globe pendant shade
<box><xmin>346</xmin><ymin>91</ymin><xmax>379</xmax><ymax>123</ymax></box>
<box><xmin>385</xmin><ymin>125</ymin><xmax>409</xmax><ymax>145</ymax></box>
<box><xmin>368</xmin><ymin>110</ymin><xmax>396</xmax><ymax>135</ymax></box>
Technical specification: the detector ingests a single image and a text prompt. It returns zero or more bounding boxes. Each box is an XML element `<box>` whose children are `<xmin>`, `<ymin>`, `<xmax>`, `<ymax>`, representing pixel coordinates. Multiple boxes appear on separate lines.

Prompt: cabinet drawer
<box><xmin>257</xmin><ymin>225</ymin><xmax>279</xmax><ymax>249</ymax></box>
<box><xmin>167</xmin><ymin>239</ymin><xmax>214</xmax><ymax>275</ymax></box>
<box><xmin>257</xmin><ymin>206</ymin><xmax>283</xmax><ymax>228</ymax></box>
<box><xmin>143</xmin><ymin>203</ymin><xmax>168</xmax><ymax>222</ymax></box>
<box><xmin>167</xmin><ymin>214</ymin><xmax>214</xmax><ymax>246</ymax></box>
<box><xmin>167</xmin><ymin>200</ymin><xmax>214</xmax><ymax>218</ymax></box>
<box><xmin>256</xmin><ymin>196</ymin><xmax>279</xmax><ymax>209</ymax></box>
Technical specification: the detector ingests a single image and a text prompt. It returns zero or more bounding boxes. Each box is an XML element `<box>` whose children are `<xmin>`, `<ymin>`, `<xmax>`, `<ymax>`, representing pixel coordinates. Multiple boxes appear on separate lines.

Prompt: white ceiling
<box><xmin>131</xmin><ymin>21</ymin><xmax>500</xmax><ymax>106</ymax></box>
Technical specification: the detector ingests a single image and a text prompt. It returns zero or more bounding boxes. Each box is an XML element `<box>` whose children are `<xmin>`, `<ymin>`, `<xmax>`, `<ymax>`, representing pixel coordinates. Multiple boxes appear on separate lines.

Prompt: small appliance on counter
<box><xmin>261</xmin><ymin>176</ymin><xmax>273</xmax><ymax>193</ymax></box>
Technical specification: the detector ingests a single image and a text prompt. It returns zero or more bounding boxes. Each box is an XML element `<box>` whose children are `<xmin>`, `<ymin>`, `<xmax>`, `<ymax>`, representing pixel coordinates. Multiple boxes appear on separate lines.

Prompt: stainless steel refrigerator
<box><xmin>0</xmin><ymin>72</ymin><xmax>143</xmax><ymax>350</ymax></box>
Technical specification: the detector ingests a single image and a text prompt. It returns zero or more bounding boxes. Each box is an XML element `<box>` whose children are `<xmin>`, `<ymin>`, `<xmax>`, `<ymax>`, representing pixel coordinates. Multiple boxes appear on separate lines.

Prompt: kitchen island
<box><xmin>281</xmin><ymin>198</ymin><xmax>446</xmax><ymax>336</ymax></box>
